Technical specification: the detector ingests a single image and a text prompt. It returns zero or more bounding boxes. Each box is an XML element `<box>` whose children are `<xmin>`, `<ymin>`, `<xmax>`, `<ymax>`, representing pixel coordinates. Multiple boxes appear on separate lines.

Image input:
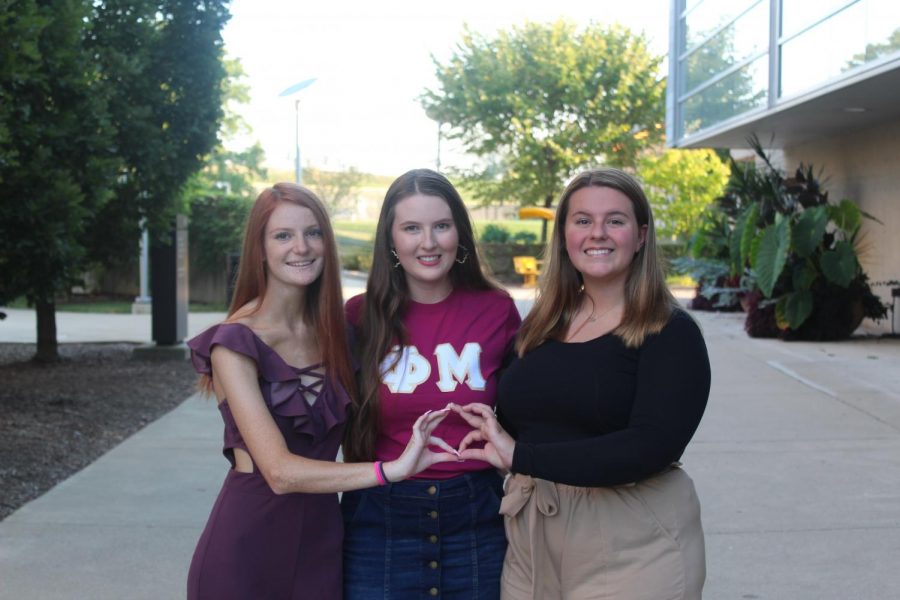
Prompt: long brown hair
<box><xmin>516</xmin><ymin>168</ymin><xmax>676</xmax><ymax>355</ymax></box>
<box><xmin>343</xmin><ymin>169</ymin><xmax>500</xmax><ymax>461</ymax></box>
<box><xmin>202</xmin><ymin>183</ymin><xmax>356</xmax><ymax>400</ymax></box>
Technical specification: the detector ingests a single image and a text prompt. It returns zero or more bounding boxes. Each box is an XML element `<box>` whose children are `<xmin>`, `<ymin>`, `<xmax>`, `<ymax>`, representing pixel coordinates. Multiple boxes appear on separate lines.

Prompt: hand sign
<box><xmin>447</xmin><ymin>402</ymin><xmax>515</xmax><ymax>471</ymax></box>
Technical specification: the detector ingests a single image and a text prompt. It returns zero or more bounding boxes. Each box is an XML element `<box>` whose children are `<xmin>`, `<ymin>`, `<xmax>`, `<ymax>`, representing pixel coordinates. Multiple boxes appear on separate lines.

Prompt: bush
<box><xmin>511</xmin><ymin>230</ymin><xmax>538</xmax><ymax>244</ymax></box>
<box><xmin>342</xmin><ymin>247</ymin><xmax>374</xmax><ymax>272</ymax></box>
<box><xmin>480</xmin><ymin>224</ymin><xmax>511</xmax><ymax>243</ymax></box>
<box><xmin>189</xmin><ymin>195</ymin><xmax>252</xmax><ymax>275</ymax></box>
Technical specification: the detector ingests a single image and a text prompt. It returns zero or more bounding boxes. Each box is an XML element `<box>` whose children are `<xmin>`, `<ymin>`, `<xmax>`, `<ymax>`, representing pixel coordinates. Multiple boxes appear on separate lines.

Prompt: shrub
<box><xmin>511</xmin><ymin>230</ymin><xmax>538</xmax><ymax>244</ymax></box>
<box><xmin>480</xmin><ymin>224</ymin><xmax>511</xmax><ymax>243</ymax></box>
<box><xmin>189</xmin><ymin>195</ymin><xmax>252</xmax><ymax>275</ymax></box>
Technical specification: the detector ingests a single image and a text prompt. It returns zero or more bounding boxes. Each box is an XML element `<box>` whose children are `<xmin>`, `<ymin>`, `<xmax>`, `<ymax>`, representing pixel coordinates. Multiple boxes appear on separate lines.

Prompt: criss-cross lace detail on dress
<box><xmin>295</xmin><ymin>365</ymin><xmax>325</xmax><ymax>406</ymax></box>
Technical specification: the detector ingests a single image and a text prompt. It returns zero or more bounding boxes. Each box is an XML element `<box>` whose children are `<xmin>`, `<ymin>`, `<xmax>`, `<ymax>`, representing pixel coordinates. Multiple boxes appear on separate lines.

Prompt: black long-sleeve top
<box><xmin>498</xmin><ymin>309</ymin><xmax>710</xmax><ymax>487</ymax></box>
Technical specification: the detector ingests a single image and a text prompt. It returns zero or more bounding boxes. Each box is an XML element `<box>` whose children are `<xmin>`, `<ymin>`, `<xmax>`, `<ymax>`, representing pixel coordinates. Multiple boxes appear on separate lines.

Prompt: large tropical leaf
<box><xmin>828</xmin><ymin>199</ymin><xmax>862</xmax><ymax>236</ymax></box>
<box><xmin>751</xmin><ymin>214</ymin><xmax>791</xmax><ymax>298</ymax></box>
<box><xmin>740</xmin><ymin>203</ymin><xmax>760</xmax><ymax>268</ymax></box>
<box><xmin>792</xmin><ymin>259</ymin><xmax>818</xmax><ymax>290</ymax></box>
<box><xmin>792</xmin><ymin>206</ymin><xmax>828</xmax><ymax>258</ymax></box>
<box><xmin>775</xmin><ymin>290</ymin><xmax>813</xmax><ymax>330</ymax></box>
<box><xmin>820</xmin><ymin>241</ymin><xmax>858</xmax><ymax>287</ymax></box>
<box><xmin>729</xmin><ymin>217</ymin><xmax>744</xmax><ymax>276</ymax></box>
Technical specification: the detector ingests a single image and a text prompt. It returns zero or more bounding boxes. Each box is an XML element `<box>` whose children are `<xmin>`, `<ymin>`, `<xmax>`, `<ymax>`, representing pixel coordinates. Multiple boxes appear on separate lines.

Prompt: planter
<box><xmin>745</xmin><ymin>280</ymin><xmax>872</xmax><ymax>341</ymax></box>
<box><xmin>782</xmin><ymin>297</ymin><xmax>865</xmax><ymax>341</ymax></box>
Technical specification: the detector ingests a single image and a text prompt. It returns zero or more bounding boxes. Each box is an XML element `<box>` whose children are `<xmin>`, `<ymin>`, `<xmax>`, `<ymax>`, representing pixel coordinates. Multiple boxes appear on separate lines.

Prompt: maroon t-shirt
<box><xmin>346</xmin><ymin>287</ymin><xmax>520</xmax><ymax>479</ymax></box>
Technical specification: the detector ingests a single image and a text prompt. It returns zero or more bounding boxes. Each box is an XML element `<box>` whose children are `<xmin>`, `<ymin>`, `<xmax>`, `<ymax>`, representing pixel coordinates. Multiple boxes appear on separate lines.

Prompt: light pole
<box><xmin>278</xmin><ymin>78</ymin><xmax>317</xmax><ymax>184</ymax></box>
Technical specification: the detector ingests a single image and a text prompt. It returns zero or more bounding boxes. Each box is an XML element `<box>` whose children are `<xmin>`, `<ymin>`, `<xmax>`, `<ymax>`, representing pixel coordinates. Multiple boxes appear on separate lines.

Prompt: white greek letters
<box><xmin>380</xmin><ymin>343</ymin><xmax>486</xmax><ymax>394</ymax></box>
<box><xmin>381</xmin><ymin>346</ymin><xmax>431</xmax><ymax>393</ymax></box>
<box><xmin>434</xmin><ymin>343</ymin><xmax>486</xmax><ymax>392</ymax></box>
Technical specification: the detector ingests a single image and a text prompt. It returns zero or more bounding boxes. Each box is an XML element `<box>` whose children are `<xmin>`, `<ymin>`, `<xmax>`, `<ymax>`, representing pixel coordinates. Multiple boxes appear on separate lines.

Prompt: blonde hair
<box><xmin>516</xmin><ymin>168</ymin><xmax>677</xmax><ymax>355</ymax></box>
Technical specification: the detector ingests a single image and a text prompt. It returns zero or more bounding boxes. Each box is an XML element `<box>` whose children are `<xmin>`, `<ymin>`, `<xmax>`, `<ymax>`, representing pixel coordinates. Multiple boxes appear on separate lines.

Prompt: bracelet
<box><xmin>374</xmin><ymin>461</ymin><xmax>388</xmax><ymax>486</ymax></box>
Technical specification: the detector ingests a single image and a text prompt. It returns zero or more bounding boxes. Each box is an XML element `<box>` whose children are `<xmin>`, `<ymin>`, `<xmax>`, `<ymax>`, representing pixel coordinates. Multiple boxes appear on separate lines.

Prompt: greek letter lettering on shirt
<box><xmin>380</xmin><ymin>343</ymin><xmax>486</xmax><ymax>394</ymax></box>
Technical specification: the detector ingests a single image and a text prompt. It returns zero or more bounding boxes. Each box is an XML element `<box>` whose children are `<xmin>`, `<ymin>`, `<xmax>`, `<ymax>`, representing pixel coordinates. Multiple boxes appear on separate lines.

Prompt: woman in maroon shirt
<box><xmin>342</xmin><ymin>169</ymin><xmax>520</xmax><ymax>599</ymax></box>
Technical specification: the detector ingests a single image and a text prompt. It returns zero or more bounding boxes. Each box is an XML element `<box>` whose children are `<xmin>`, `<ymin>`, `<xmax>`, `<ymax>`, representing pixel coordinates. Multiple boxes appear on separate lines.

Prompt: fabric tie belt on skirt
<box><xmin>499</xmin><ymin>466</ymin><xmax>683</xmax><ymax>599</ymax></box>
<box><xmin>498</xmin><ymin>473</ymin><xmax>558</xmax><ymax>599</ymax></box>
<box><xmin>499</xmin><ymin>474</ymin><xmax>558</xmax><ymax>519</ymax></box>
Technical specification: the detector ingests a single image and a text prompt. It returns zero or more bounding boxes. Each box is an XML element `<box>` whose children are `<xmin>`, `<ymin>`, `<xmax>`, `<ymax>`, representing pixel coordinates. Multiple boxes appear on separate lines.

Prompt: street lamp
<box><xmin>278</xmin><ymin>78</ymin><xmax>317</xmax><ymax>184</ymax></box>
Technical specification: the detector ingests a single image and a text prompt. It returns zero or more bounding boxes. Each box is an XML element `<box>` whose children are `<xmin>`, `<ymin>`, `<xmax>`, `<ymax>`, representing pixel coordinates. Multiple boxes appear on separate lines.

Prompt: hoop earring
<box><xmin>391</xmin><ymin>248</ymin><xmax>401</xmax><ymax>268</ymax></box>
<box><xmin>455</xmin><ymin>245</ymin><xmax>470</xmax><ymax>265</ymax></box>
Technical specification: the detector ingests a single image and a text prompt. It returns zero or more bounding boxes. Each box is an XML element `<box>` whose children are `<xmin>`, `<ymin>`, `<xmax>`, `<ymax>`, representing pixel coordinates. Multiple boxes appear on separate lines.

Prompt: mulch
<box><xmin>0</xmin><ymin>343</ymin><xmax>198</xmax><ymax>522</ymax></box>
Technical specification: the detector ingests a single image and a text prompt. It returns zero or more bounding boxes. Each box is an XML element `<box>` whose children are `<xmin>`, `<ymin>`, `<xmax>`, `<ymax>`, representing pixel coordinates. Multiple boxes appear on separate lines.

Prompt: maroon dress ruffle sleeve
<box><xmin>186</xmin><ymin>323</ymin><xmax>350</xmax><ymax>600</ymax></box>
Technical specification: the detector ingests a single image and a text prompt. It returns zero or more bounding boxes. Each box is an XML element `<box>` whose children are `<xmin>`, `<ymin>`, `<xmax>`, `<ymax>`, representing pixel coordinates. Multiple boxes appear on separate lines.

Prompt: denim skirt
<box><xmin>342</xmin><ymin>469</ymin><xmax>506</xmax><ymax>599</ymax></box>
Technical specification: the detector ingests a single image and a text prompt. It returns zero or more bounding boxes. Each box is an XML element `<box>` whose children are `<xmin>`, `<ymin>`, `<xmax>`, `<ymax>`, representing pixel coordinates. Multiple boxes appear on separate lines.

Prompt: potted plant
<box><xmin>729</xmin><ymin>137</ymin><xmax>887</xmax><ymax>340</ymax></box>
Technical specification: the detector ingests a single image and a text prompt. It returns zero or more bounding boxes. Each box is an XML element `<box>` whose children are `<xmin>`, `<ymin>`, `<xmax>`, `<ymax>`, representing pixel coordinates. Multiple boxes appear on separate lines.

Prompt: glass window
<box><xmin>684</xmin><ymin>0</ymin><xmax>706</xmax><ymax>15</ymax></box>
<box><xmin>682</xmin><ymin>0</ymin><xmax>769</xmax><ymax>93</ymax></box>
<box><xmin>857</xmin><ymin>0</ymin><xmax>900</xmax><ymax>65</ymax></box>
<box><xmin>781</xmin><ymin>0</ymin><xmax>856</xmax><ymax>40</ymax></box>
<box><xmin>780</xmin><ymin>1</ymin><xmax>868</xmax><ymax>97</ymax></box>
<box><xmin>680</xmin><ymin>54</ymin><xmax>768</xmax><ymax>136</ymax></box>
<box><xmin>684</xmin><ymin>0</ymin><xmax>761</xmax><ymax>52</ymax></box>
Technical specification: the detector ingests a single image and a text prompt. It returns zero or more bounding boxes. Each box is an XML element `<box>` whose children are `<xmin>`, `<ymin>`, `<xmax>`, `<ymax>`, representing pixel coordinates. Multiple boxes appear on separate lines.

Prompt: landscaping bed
<box><xmin>0</xmin><ymin>343</ymin><xmax>197</xmax><ymax>521</ymax></box>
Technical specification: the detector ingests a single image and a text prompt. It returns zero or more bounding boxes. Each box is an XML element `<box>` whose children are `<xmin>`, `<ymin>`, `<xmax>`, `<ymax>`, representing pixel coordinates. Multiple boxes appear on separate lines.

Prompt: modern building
<box><xmin>667</xmin><ymin>0</ymin><xmax>900</xmax><ymax>334</ymax></box>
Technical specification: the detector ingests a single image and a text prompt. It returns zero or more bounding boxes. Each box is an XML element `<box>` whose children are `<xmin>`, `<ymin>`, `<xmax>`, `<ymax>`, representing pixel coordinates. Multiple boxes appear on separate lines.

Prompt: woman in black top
<box><xmin>452</xmin><ymin>168</ymin><xmax>710</xmax><ymax>599</ymax></box>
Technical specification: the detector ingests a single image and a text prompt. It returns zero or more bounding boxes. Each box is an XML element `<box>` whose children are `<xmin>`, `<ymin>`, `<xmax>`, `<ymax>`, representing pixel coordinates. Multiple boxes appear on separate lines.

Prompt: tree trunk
<box><xmin>34</xmin><ymin>299</ymin><xmax>59</xmax><ymax>363</ymax></box>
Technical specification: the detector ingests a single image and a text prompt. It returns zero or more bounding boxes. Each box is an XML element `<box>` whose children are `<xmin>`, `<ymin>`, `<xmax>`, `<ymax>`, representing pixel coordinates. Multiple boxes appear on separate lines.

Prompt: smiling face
<box><xmin>564</xmin><ymin>186</ymin><xmax>647</xmax><ymax>289</ymax></box>
<box><xmin>391</xmin><ymin>193</ymin><xmax>459</xmax><ymax>302</ymax></box>
<box><xmin>263</xmin><ymin>201</ymin><xmax>325</xmax><ymax>289</ymax></box>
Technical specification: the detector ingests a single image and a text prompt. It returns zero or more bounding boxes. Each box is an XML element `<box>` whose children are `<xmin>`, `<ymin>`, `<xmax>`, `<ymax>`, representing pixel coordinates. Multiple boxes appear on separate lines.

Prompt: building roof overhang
<box><xmin>673</xmin><ymin>56</ymin><xmax>900</xmax><ymax>149</ymax></box>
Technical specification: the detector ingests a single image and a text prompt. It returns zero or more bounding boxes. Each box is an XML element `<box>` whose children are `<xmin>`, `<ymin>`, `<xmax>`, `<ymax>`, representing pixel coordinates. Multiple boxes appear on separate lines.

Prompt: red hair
<box><xmin>202</xmin><ymin>183</ymin><xmax>356</xmax><ymax>399</ymax></box>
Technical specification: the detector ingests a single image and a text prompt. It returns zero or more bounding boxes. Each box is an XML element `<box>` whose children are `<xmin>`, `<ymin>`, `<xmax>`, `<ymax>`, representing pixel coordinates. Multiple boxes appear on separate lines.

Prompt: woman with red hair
<box><xmin>185</xmin><ymin>183</ymin><xmax>456</xmax><ymax>599</ymax></box>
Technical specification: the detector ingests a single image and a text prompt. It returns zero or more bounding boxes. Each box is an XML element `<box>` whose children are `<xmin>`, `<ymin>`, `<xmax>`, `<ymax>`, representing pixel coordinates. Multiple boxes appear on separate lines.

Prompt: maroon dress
<box><xmin>186</xmin><ymin>323</ymin><xmax>350</xmax><ymax>600</ymax></box>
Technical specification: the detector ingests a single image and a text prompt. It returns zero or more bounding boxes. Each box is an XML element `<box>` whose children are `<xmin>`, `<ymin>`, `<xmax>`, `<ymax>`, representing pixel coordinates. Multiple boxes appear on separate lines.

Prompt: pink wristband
<box><xmin>374</xmin><ymin>461</ymin><xmax>387</xmax><ymax>486</ymax></box>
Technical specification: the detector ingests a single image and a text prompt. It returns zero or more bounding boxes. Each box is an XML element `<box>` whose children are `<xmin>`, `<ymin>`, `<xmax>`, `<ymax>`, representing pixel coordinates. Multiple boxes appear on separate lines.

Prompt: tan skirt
<box><xmin>500</xmin><ymin>466</ymin><xmax>705</xmax><ymax>600</ymax></box>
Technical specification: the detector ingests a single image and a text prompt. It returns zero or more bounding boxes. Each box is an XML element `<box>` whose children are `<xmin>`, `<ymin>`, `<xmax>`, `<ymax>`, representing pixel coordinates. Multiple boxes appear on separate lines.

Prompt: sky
<box><xmin>221</xmin><ymin>0</ymin><xmax>671</xmax><ymax>177</ymax></box>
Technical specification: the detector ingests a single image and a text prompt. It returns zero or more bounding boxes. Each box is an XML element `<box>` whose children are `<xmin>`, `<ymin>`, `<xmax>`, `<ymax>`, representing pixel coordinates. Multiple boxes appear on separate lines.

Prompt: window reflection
<box><xmin>681</xmin><ymin>55</ymin><xmax>768</xmax><ymax>136</ymax></box>
<box><xmin>780</xmin><ymin>0</ymin><xmax>900</xmax><ymax>97</ymax></box>
<box><xmin>673</xmin><ymin>0</ymin><xmax>900</xmax><ymax>141</ymax></box>
<box><xmin>683</xmin><ymin>0</ymin><xmax>769</xmax><ymax>92</ymax></box>
<box><xmin>684</xmin><ymin>0</ymin><xmax>761</xmax><ymax>52</ymax></box>
<box><xmin>851</xmin><ymin>0</ymin><xmax>900</xmax><ymax>65</ymax></box>
<box><xmin>781</xmin><ymin>0</ymin><xmax>856</xmax><ymax>39</ymax></box>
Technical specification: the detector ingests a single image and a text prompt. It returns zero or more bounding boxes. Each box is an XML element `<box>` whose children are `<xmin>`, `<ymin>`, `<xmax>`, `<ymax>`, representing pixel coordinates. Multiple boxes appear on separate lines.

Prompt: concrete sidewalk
<box><xmin>2</xmin><ymin>294</ymin><xmax>900</xmax><ymax>598</ymax></box>
<box><xmin>0</xmin><ymin>272</ymin><xmax>538</xmax><ymax>345</ymax></box>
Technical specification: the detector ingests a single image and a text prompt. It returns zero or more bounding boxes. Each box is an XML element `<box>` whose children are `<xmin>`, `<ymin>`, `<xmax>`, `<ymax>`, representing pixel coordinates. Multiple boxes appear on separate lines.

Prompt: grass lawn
<box><xmin>333</xmin><ymin>221</ymin><xmax>376</xmax><ymax>250</ymax></box>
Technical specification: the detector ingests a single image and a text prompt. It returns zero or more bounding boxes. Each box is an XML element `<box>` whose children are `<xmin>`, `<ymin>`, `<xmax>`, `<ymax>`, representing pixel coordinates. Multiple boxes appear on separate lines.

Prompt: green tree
<box><xmin>422</xmin><ymin>20</ymin><xmax>665</xmax><ymax>228</ymax></box>
<box><xmin>187</xmin><ymin>57</ymin><xmax>267</xmax><ymax>199</ymax></box>
<box><xmin>0</xmin><ymin>0</ymin><xmax>118</xmax><ymax>362</ymax></box>
<box><xmin>638</xmin><ymin>148</ymin><xmax>730</xmax><ymax>241</ymax></box>
<box><xmin>85</xmin><ymin>0</ymin><xmax>230</xmax><ymax>259</ymax></box>
<box><xmin>0</xmin><ymin>0</ymin><xmax>230</xmax><ymax>361</ymax></box>
<box><xmin>185</xmin><ymin>56</ymin><xmax>267</xmax><ymax>278</ymax></box>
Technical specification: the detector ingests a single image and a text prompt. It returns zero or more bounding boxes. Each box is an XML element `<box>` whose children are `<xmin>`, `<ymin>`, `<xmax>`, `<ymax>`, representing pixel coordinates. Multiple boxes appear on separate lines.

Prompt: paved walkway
<box><xmin>1</xmin><ymin>283</ymin><xmax>899</xmax><ymax>598</ymax></box>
